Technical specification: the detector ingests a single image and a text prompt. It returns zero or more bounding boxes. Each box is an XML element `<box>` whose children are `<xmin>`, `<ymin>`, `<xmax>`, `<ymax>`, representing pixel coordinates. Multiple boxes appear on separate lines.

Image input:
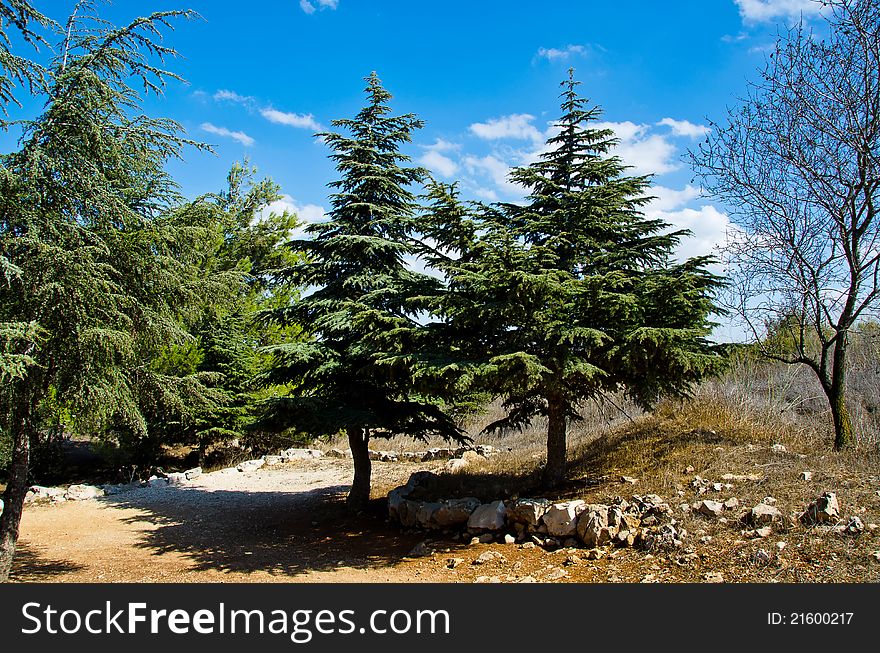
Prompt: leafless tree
<box><xmin>690</xmin><ymin>0</ymin><xmax>880</xmax><ymax>450</ymax></box>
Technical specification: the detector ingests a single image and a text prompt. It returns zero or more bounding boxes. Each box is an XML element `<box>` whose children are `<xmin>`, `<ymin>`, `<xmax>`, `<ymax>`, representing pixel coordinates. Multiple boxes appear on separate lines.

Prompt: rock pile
<box><xmin>387</xmin><ymin>473</ymin><xmax>684</xmax><ymax>551</ymax></box>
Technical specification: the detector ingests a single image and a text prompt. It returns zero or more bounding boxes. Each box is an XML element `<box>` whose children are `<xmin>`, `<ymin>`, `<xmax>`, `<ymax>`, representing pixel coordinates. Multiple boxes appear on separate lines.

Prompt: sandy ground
<box><xmin>12</xmin><ymin>451</ymin><xmax>880</xmax><ymax>584</ymax></box>
<box><xmin>12</xmin><ymin>458</ymin><xmax>445</xmax><ymax>583</ymax></box>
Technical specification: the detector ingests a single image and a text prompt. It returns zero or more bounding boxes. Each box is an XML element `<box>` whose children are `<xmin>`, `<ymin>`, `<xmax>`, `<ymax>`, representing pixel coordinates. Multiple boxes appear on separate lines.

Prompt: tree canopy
<box><xmin>420</xmin><ymin>72</ymin><xmax>724</xmax><ymax>486</ymax></box>
<box><xmin>257</xmin><ymin>73</ymin><xmax>466</xmax><ymax>510</ymax></box>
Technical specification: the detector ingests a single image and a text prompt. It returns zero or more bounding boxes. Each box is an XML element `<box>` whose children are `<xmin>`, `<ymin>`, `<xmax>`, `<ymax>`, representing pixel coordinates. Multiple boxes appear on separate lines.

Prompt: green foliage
<box><xmin>0</xmin><ymin>2</ymin><xmax>219</xmax><ymax>458</ymax></box>
<box><xmin>258</xmin><ymin>73</ymin><xmax>466</xmax><ymax>446</ymax></box>
<box><xmin>419</xmin><ymin>71</ymin><xmax>724</xmax><ymax>483</ymax></box>
<box><xmin>0</xmin><ymin>0</ymin><xmax>51</xmax><ymax>118</ymax></box>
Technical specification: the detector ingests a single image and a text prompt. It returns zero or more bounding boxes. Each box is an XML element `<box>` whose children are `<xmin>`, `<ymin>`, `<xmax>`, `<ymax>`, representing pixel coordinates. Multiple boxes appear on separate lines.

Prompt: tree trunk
<box><xmin>0</xmin><ymin>401</ymin><xmax>32</xmax><ymax>582</ymax></box>
<box><xmin>828</xmin><ymin>340</ymin><xmax>854</xmax><ymax>451</ymax></box>
<box><xmin>346</xmin><ymin>427</ymin><xmax>371</xmax><ymax>512</ymax></box>
<box><xmin>542</xmin><ymin>396</ymin><xmax>567</xmax><ymax>488</ymax></box>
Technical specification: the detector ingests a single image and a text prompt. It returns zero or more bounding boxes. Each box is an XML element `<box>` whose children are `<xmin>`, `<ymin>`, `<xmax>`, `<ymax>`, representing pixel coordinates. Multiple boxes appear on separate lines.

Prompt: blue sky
<box><xmin>7</xmin><ymin>0</ymin><xmax>831</xmax><ymax>338</ymax></box>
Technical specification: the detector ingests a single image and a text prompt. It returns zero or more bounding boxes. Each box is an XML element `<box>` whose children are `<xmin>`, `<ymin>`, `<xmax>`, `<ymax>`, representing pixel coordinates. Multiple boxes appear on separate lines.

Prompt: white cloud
<box><xmin>419</xmin><ymin>139</ymin><xmax>461</xmax><ymax>178</ymax></box>
<box><xmin>200</xmin><ymin>122</ymin><xmax>255</xmax><ymax>147</ymax></box>
<box><xmin>213</xmin><ymin>89</ymin><xmax>254</xmax><ymax>105</ymax></box>
<box><xmin>300</xmin><ymin>0</ymin><xmax>338</xmax><ymax>15</ymax></box>
<box><xmin>261</xmin><ymin>194</ymin><xmax>326</xmax><ymax>238</ymax></box>
<box><xmin>463</xmin><ymin>154</ymin><xmax>525</xmax><ymax>198</ymax></box>
<box><xmin>420</xmin><ymin>150</ymin><xmax>459</xmax><ymax>178</ymax></box>
<box><xmin>536</xmin><ymin>44</ymin><xmax>587</xmax><ymax>61</ymax></box>
<box><xmin>657</xmin><ymin>117</ymin><xmax>710</xmax><ymax>139</ymax></box>
<box><xmin>658</xmin><ymin>205</ymin><xmax>732</xmax><ymax>262</ymax></box>
<box><xmin>596</xmin><ymin>120</ymin><xmax>647</xmax><ymax>143</ymax></box>
<box><xmin>472</xmin><ymin>187</ymin><xmax>499</xmax><ymax>202</ymax></box>
<box><xmin>261</xmin><ymin>108</ymin><xmax>322</xmax><ymax>131</ymax></box>
<box><xmin>645</xmin><ymin>185</ymin><xmax>702</xmax><ymax>213</ymax></box>
<box><xmin>470</xmin><ymin>114</ymin><xmax>544</xmax><ymax>144</ymax></box>
<box><xmin>595</xmin><ymin>121</ymin><xmax>679</xmax><ymax>176</ymax></box>
<box><xmin>734</xmin><ymin>0</ymin><xmax>822</xmax><ymax>22</ymax></box>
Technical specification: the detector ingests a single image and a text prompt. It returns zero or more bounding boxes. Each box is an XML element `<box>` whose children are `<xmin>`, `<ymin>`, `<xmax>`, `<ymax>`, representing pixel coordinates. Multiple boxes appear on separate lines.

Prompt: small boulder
<box><xmin>697</xmin><ymin>500</ymin><xmax>724</xmax><ymax>518</ymax></box>
<box><xmin>415</xmin><ymin>502</ymin><xmax>442</xmax><ymax>529</ymax></box>
<box><xmin>723</xmin><ymin>497</ymin><xmax>740</xmax><ymax>510</ymax></box>
<box><xmin>407</xmin><ymin>542</ymin><xmax>430</xmax><ymax>558</ymax></box>
<box><xmin>184</xmin><ymin>467</ymin><xmax>202</xmax><ymax>480</ymax></box>
<box><xmin>839</xmin><ymin>516</ymin><xmax>864</xmax><ymax>536</ymax></box>
<box><xmin>236</xmin><ymin>459</ymin><xmax>265</xmax><ymax>473</ymax></box>
<box><xmin>467</xmin><ymin>500</ymin><xmax>507</xmax><ymax>531</ymax></box>
<box><xmin>750</xmin><ymin>503</ymin><xmax>783</xmax><ymax>526</ymax></box>
<box><xmin>65</xmin><ymin>484</ymin><xmax>105</xmax><ymax>501</ymax></box>
<box><xmin>801</xmin><ymin>471</ymin><xmax>813</xmax><ymax>481</ymax></box>
<box><xmin>433</xmin><ymin>497</ymin><xmax>480</xmax><ymax>528</ymax></box>
<box><xmin>506</xmin><ymin>498</ymin><xmax>550</xmax><ymax>527</ymax></box>
<box><xmin>543</xmin><ymin>501</ymin><xmax>586</xmax><ymax>538</ymax></box>
<box><xmin>164</xmin><ymin>473</ymin><xmax>187</xmax><ymax>487</ymax></box>
<box><xmin>800</xmin><ymin>492</ymin><xmax>840</xmax><ymax>525</ymax></box>
<box><xmin>444</xmin><ymin>458</ymin><xmax>469</xmax><ymax>473</ymax></box>
<box><xmin>577</xmin><ymin>505</ymin><xmax>616</xmax><ymax>548</ymax></box>
<box><xmin>473</xmin><ymin>551</ymin><xmax>505</xmax><ymax>565</ymax></box>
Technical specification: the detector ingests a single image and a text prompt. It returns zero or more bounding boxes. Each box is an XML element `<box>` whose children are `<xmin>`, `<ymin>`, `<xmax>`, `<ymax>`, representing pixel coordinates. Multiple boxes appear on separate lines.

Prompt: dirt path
<box><xmin>12</xmin><ymin>459</ymin><xmax>445</xmax><ymax>583</ymax></box>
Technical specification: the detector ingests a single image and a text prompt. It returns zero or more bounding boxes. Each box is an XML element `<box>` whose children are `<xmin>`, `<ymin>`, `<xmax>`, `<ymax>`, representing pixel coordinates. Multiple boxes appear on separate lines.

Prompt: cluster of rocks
<box><xmin>388</xmin><ymin>472</ymin><xmax>686</xmax><ymax>552</ymax></box>
<box><xmin>360</xmin><ymin>444</ymin><xmax>500</xmax><ymax>464</ymax></box>
<box><xmin>22</xmin><ymin>466</ymin><xmax>206</xmax><ymax>505</ymax></box>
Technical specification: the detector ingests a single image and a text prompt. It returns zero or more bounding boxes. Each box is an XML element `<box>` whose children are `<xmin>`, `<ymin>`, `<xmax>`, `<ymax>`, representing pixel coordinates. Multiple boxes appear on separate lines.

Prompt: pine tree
<box><xmin>258</xmin><ymin>73</ymin><xmax>465</xmax><ymax>511</ymax></box>
<box><xmin>0</xmin><ymin>1</ymin><xmax>49</xmax><ymax>383</ymax></box>
<box><xmin>422</xmin><ymin>71</ymin><xmax>724</xmax><ymax>487</ymax></box>
<box><xmin>0</xmin><ymin>2</ymin><xmax>216</xmax><ymax>581</ymax></box>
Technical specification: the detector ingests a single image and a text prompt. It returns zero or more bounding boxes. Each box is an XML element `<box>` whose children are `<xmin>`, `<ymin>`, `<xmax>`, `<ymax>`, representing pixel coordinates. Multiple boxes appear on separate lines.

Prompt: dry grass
<box><xmin>387</xmin><ymin>362</ymin><xmax>880</xmax><ymax>582</ymax></box>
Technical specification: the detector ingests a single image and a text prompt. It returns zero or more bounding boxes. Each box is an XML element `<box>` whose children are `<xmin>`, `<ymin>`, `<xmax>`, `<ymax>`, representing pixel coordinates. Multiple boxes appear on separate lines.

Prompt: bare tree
<box><xmin>690</xmin><ymin>0</ymin><xmax>879</xmax><ymax>450</ymax></box>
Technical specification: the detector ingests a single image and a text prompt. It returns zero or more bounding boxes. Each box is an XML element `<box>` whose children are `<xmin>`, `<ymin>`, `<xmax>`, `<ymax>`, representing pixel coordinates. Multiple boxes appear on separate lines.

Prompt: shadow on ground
<box><xmin>93</xmin><ymin>484</ymin><xmax>426</xmax><ymax>578</ymax></box>
<box><xmin>11</xmin><ymin>542</ymin><xmax>86</xmax><ymax>582</ymax></box>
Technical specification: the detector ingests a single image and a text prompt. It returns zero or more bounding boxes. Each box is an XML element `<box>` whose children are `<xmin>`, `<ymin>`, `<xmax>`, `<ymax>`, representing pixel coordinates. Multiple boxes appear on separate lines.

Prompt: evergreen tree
<box><xmin>186</xmin><ymin>162</ymin><xmax>305</xmax><ymax>460</ymax></box>
<box><xmin>258</xmin><ymin>73</ymin><xmax>465</xmax><ymax>511</ymax></box>
<box><xmin>0</xmin><ymin>0</ymin><xmax>49</xmax><ymax>383</ymax></box>
<box><xmin>421</xmin><ymin>72</ymin><xmax>724</xmax><ymax>487</ymax></box>
<box><xmin>0</xmin><ymin>2</ymin><xmax>216</xmax><ymax>581</ymax></box>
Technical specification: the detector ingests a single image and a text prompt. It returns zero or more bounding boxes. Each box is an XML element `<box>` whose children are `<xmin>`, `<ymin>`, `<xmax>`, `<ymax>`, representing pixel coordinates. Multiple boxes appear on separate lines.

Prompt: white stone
<box><xmin>165</xmin><ymin>473</ymin><xmax>187</xmax><ymax>487</ymax></box>
<box><xmin>236</xmin><ymin>459</ymin><xmax>265</xmax><ymax>473</ymax></box>
<box><xmin>545</xmin><ymin>568</ymin><xmax>568</xmax><ymax>580</ymax></box>
<box><xmin>543</xmin><ymin>501</ymin><xmax>586</xmax><ymax>537</ymax></box>
<box><xmin>507</xmin><ymin>498</ymin><xmax>550</xmax><ymax>527</ymax></box>
<box><xmin>444</xmin><ymin>458</ymin><xmax>469</xmax><ymax>473</ymax></box>
<box><xmin>801</xmin><ymin>492</ymin><xmax>840</xmax><ymax>525</ymax></box>
<box><xmin>577</xmin><ymin>505</ymin><xmax>616</xmax><ymax>548</ymax></box>
<box><xmin>433</xmin><ymin>498</ymin><xmax>480</xmax><ymax>527</ymax></box>
<box><xmin>750</xmin><ymin>503</ymin><xmax>783</xmax><ymax>526</ymax></box>
<box><xmin>697</xmin><ymin>500</ymin><xmax>724</xmax><ymax>518</ymax></box>
<box><xmin>801</xmin><ymin>471</ymin><xmax>813</xmax><ymax>481</ymax></box>
<box><xmin>415</xmin><ymin>502</ymin><xmax>443</xmax><ymax>529</ymax></box>
<box><xmin>467</xmin><ymin>500</ymin><xmax>507</xmax><ymax>531</ymax></box>
<box><xmin>184</xmin><ymin>467</ymin><xmax>202</xmax><ymax>480</ymax></box>
<box><xmin>473</xmin><ymin>551</ymin><xmax>505</xmax><ymax>565</ymax></box>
